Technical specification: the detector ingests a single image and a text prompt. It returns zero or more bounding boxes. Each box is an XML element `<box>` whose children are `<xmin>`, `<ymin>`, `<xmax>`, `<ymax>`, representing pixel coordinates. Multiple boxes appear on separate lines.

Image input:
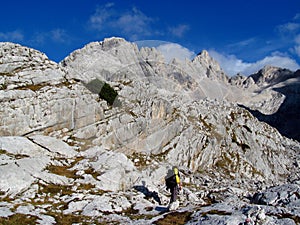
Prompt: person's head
<box><xmin>166</xmin><ymin>168</ymin><xmax>174</xmax><ymax>178</ymax></box>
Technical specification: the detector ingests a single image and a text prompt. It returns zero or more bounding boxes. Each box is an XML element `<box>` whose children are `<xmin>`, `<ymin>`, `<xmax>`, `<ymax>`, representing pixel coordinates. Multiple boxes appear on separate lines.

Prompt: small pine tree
<box><xmin>85</xmin><ymin>79</ymin><xmax>119</xmax><ymax>106</ymax></box>
<box><xmin>99</xmin><ymin>82</ymin><xmax>118</xmax><ymax>105</ymax></box>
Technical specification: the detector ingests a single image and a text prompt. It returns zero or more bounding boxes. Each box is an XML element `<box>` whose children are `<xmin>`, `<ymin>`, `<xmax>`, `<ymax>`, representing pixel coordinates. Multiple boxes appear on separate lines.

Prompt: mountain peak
<box><xmin>101</xmin><ymin>37</ymin><xmax>128</xmax><ymax>49</ymax></box>
<box><xmin>250</xmin><ymin>65</ymin><xmax>294</xmax><ymax>86</ymax></box>
<box><xmin>197</xmin><ymin>49</ymin><xmax>210</xmax><ymax>57</ymax></box>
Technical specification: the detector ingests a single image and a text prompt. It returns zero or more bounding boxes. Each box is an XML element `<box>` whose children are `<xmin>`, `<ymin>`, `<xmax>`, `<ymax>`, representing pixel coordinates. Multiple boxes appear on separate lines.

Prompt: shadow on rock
<box><xmin>133</xmin><ymin>181</ymin><xmax>162</xmax><ymax>205</ymax></box>
<box><xmin>154</xmin><ymin>206</ymin><xmax>169</xmax><ymax>213</ymax></box>
<box><xmin>238</xmin><ymin>79</ymin><xmax>300</xmax><ymax>142</ymax></box>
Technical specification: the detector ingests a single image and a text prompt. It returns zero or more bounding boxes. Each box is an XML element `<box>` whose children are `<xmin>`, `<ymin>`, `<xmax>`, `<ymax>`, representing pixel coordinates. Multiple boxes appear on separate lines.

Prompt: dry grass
<box><xmin>46</xmin><ymin>213</ymin><xmax>91</xmax><ymax>225</ymax></box>
<box><xmin>0</xmin><ymin>214</ymin><xmax>38</xmax><ymax>225</ymax></box>
<box><xmin>18</xmin><ymin>84</ymin><xmax>46</xmax><ymax>91</ymax></box>
<box><xmin>153</xmin><ymin>211</ymin><xmax>192</xmax><ymax>225</ymax></box>
<box><xmin>84</xmin><ymin>167</ymin><xmax>103</xmax><ymax>180</ymax></box>
<box><xmin>46</xmin><ymin>164</ymin><xmax>81</xmax><ymax>179</ymax></box>
<box><xmin>38</xmin><ymin>183</ymin><xmax>73</xmax><ymax>197</ymax></box>
<box><xmin>76</xmin><ymin>183</ymin><xmax>96</xmax><ymax>191</ymax></box>
<box><xmin>0</xmin><ymin>149</ymin><xmax>28</xmax><ymax>159</ymax></box>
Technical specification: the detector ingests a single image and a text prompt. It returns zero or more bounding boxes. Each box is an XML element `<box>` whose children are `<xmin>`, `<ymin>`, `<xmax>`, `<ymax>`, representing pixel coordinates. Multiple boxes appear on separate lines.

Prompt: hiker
<box><xmin>165</xmin><ymin>166</ymin><xmax>182</xmax><ymax>204</ymax></box>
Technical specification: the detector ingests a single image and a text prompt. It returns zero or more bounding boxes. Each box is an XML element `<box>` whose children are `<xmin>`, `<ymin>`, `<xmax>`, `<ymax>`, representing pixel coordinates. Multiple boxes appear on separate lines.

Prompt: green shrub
<box><xmin>85</xmin><ymin>79</ymin><xmax>119</xmax><ymax>106</ymax></box>
<box><xmin>99</xmin><ymin>82</ymin><xmax>118</xmax><ymax>106</ymax></box>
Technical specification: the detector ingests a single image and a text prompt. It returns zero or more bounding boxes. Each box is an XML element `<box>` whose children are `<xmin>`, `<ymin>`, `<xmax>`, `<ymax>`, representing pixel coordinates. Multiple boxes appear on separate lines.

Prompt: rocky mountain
<box><xmin>230</xmin><ymin>66</ymin><xmax>300</xmax><ymax>141</ymax></box>
<box><xmin>0</xmin><ymin>37</ymin><xmax>299</xmax><ymax>224</ymax></box>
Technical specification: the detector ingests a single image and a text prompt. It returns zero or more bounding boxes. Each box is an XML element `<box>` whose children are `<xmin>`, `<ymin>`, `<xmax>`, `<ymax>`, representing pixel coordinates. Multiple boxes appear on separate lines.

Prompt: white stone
<box><xmin>0</xmin><ymin>136</ymin><xmax>48</xmax><ymax>156</ymax></box>
<box><xmin>168</xmin><ymin>200</ymin><xmax>179</xmax><ymax>211</ymax></box>
<box><xmin>64</xmin><ymin>200</ymin><xmax>90</xmax><ymax>214</ymax></box>
<box><xmin>29</xmin><ymin>135</ymin><xmax>77</xmax><ymax>158</ymax></box>
<box><xmin>0</xmin><ymin>207</ymin><xmax>13</xmax><ymax>217</ymax></box>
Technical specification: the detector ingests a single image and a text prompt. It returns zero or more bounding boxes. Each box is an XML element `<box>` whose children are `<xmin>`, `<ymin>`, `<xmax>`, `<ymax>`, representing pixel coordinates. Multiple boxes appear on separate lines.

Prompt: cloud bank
<box><xmin>139</xmin><ymin>40</ymin><xmax>299</xmax><ymax>76</ymax></box>
<box><xmin>156</xmin><ymin>43</ymin><xmax>195</xmax><ymax>62</ymax></box>
<box><xmin>209</xmin><ymin>13</ymin><xmax>300</xmax><ymax>76</ymax></box>
<box><xmin>209</xmin><ymin>50</ymin><xmax>300</xmax><ymax>76</ymax></box>
<box><xmin>168</xmin><ymin>24</ymin><xmax>190</xmax><ymax>38</ymax></box>
<box><xmin>88</xmin><ymin>3</ymin><xmax>190</xmax><ymax>41</ymax></box>
<box><xmin>89</xmin><ymin>3</ymin><xmax>154</xmax><ymax>40</ymax></box>
<box><xmin>0</xmin><ymin>30</ymin><xmax>24</xmax><ymax>42</ymax></box>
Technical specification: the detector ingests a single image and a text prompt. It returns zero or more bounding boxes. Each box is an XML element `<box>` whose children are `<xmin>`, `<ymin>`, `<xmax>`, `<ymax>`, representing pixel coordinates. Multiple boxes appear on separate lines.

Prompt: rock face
<box><xmin>0</xmin><ymin>43</ymin><xmax>105</xmax><ymax>136</ymax></box>
<box><xmin>233</xmin><ymin>66</ymin><xmax>300</xmax><ymax>141</ymax></box>
<box><xmin>0</xmin><ymin>37</ymin><xmax>299</xmax><ymax>224</ymax></box>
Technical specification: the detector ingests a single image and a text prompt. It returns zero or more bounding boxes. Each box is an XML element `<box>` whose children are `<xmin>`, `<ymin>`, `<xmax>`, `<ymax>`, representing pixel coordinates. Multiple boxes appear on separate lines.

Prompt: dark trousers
<box><xmin>170</xmin><ymin>185</ymin><xmax>179</xmax><ymax>203</ymax></box>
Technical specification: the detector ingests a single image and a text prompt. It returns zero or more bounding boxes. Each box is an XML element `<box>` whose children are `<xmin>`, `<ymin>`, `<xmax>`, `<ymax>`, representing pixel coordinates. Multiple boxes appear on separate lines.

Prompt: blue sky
<box><xmin>1</xmin><ymin>0</ymin><xmax>300</xmax><ymax>75</ymax></box>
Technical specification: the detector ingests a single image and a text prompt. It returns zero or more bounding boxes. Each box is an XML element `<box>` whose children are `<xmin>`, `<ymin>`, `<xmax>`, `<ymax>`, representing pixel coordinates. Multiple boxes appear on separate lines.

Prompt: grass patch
<box><xmin>46</xmin><ymin>212</ymin><xmax>96</xmax><ymax>225</ymax></box>
<box><xmin>84</xmin><ymin>168</ymin><xmax>103</xmax><ymax>180</ymax></box>
<box><xmin>75</xmin><ymin>183</ymin><xmax>106</xmax><ymax>195</ymax></box>
<box><xmin>0</xmin><ymin>149</ymin><xmax>29</xmax><ymax>159</ymax></box>
<box><xmin>46</xmin><ymin>164</ymin><xmax>81</xmax><ymax>179</ymax></box>
<box><xmin>0</xmin><ymin>149</ymin><xmax>7</xmax><ymax>154</ymax></box>
<box><xmin>18</xmin><ymin>83</ymin><xmax>46</xmax><ymax>91</ymax></box>
<box><xmin>121</xmin><ymin>206</ymin><xmax>154</xmax><ymax>221</ymax></box>
<box><xmin>153</xmin><ymin>211</ymin><xmax>192</xmax><ymax>225</ymax></box>
<box><xmin>129</xmin><ymin>151</ymin><xmax>170</xmax><ymax>169</ymax></box>
<box><xmin>76</xmin><ymin>183</ymin><xmax>96</xmax><ymax>191</ymax></box>
<box><xmin>0</xmin><ymin>214</ymin><xmax>38</xmax><ymax>225</ymax></box>
<box><xmin>39</xmin><ymin>183</ymin><xmax>73</xmax><ymax>197</ymax></box>
<box><xmin>129</xmin><ymin>152</ymin><xmax>149</xmax><ymax>167</ymax></box>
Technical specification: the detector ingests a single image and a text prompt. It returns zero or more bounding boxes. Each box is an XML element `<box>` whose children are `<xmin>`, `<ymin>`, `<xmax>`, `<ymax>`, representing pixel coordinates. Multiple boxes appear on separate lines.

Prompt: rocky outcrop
<box><xmin>0</xmin><ymin>42</ymin><xmax>107</xmax><ymax>136</ymax></box>
<box><xmin>231</xmin><ymin>66</ymin><xmax>300</xmax><ymax>141</ymax></box>
<box><xmin>0</xmin><ymin>42</ymin><xmax>66</xmax><ymax>89</ymax></box>
<box><xmin>186</xmin><ymin>182</ymin><xmax>300</xmax><ymax>225</ymax></box>
<box><xmin>250</xmin><ymin>66</ymin><xmax>298</xmax><ymax>87</ymax></box>
<box><xmin>0</xmin><ymin>37</ymin><xmax>299</xmax><ymax>224</ymax></box>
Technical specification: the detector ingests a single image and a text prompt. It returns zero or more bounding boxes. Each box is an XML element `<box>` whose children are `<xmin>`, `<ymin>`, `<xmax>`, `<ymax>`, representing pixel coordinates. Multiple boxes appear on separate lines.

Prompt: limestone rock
<box><xmin>252</xmin><ymin>183</ymin><xmax>300</xmax><ymax>207</ymax></box>
<box><xmin>0</xmin><ymin>42</ymin><xmax>66</xmax><ymax>90</ymax></box>
<box><xmin>0</xmin><ymin>136</ymin><xmax>48</xmax><ymax>156</ymax></box>
<box><xmin>29</xmin><ymin>135</ymin><xmax>77</xmax><ymax>158</ymax></box>
<box><xmin>0</xmin><ymin>157</ymin><xmax>51</xmax><ymax>197</ymax></box>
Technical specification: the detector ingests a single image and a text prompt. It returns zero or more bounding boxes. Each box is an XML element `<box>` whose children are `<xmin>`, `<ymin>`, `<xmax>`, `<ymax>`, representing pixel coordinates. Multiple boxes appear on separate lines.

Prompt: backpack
<box><xmin>174</xmin><ymin>167</ymin><xmax>180</xmax><ymax>184</ymax></box>
<box><xmin>165</xmin><ymin>167</ymin><xmax>180</xmax><ymax>190</ymax></box>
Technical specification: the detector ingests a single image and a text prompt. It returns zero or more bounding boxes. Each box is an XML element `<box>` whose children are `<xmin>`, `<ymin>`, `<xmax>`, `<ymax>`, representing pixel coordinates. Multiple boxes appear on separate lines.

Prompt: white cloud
<box><xmin>278</xmin><ymin>22</ymin><xmax>300</xmax><ymax>33</ymax></box>
<box><xmin>89</xmin><ymin>4</ymin><xmax>153</xmax><ymax>40</ymax></box>
<box><xmin>295</xmin><ymin>34</ymin><xmax>300</xmax><ymax>44</ymax></box>
<box><xmin>30</xmin><ymin>29</ymin><xmax>69</xmax><ymax>45</ymax></box>
<box><xmin>157</xmin><ymin>43</ymin><xmax>195</xmax><ymax>62</ymax></box>
<box><xmin>294</xmin><ymin>13</ymin><xmax>300</xmax><ymax>20</ymax></box>
<box><xmin>89</xmin><ymin>3</ymin><xmax>115</xmax><ymax>31</ymax></box>
<box><xmin>292</xmin><ymin>34</ymin><xmax>300</xmax><ymax>57</ymax></box>
<box><xmin>0</xmin><ymin>30</ymin><xmax>24</xmax><ymax>42</ymax></box>
<box><xmin>115</xmin><ymin>7</ymin><xmax>153</xmax><ymax>40</ymax></box>
<box><xmin>294</xmin><ymin>45</ymin><xmax>300</xmax><ymax>57</ymax></box>
<box><xmin>209</xmin><ymin>50</ymin><xmax>250</xmax><ymax>75</ymax></box>
<box><xmin>209</xmin><ymin>50</ymin><xmax>300</xmax><ymax>76</ymax></box>
<box><xmin>168</xmin><ymin>24</ymin><xmax>189</xmax><ymax>38</ymax></box>
<box><xmin>249</xmin><ymin>53</ymin><xmax>300</xmax><ymax>73</ymax></box>
<box><xmin>227</xmin><ymin>38</ymin><xmax>257</xmax><ymax>49</ymax></box>
<box><xmin>276</xmin><ymin>14</ymin><xmax>300</xmax><ymax>58</ymax></box>
<box><xmin>50</xmin><ymin>29</ymin><xmax>68</xmax><ymax>43</ymax></box>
